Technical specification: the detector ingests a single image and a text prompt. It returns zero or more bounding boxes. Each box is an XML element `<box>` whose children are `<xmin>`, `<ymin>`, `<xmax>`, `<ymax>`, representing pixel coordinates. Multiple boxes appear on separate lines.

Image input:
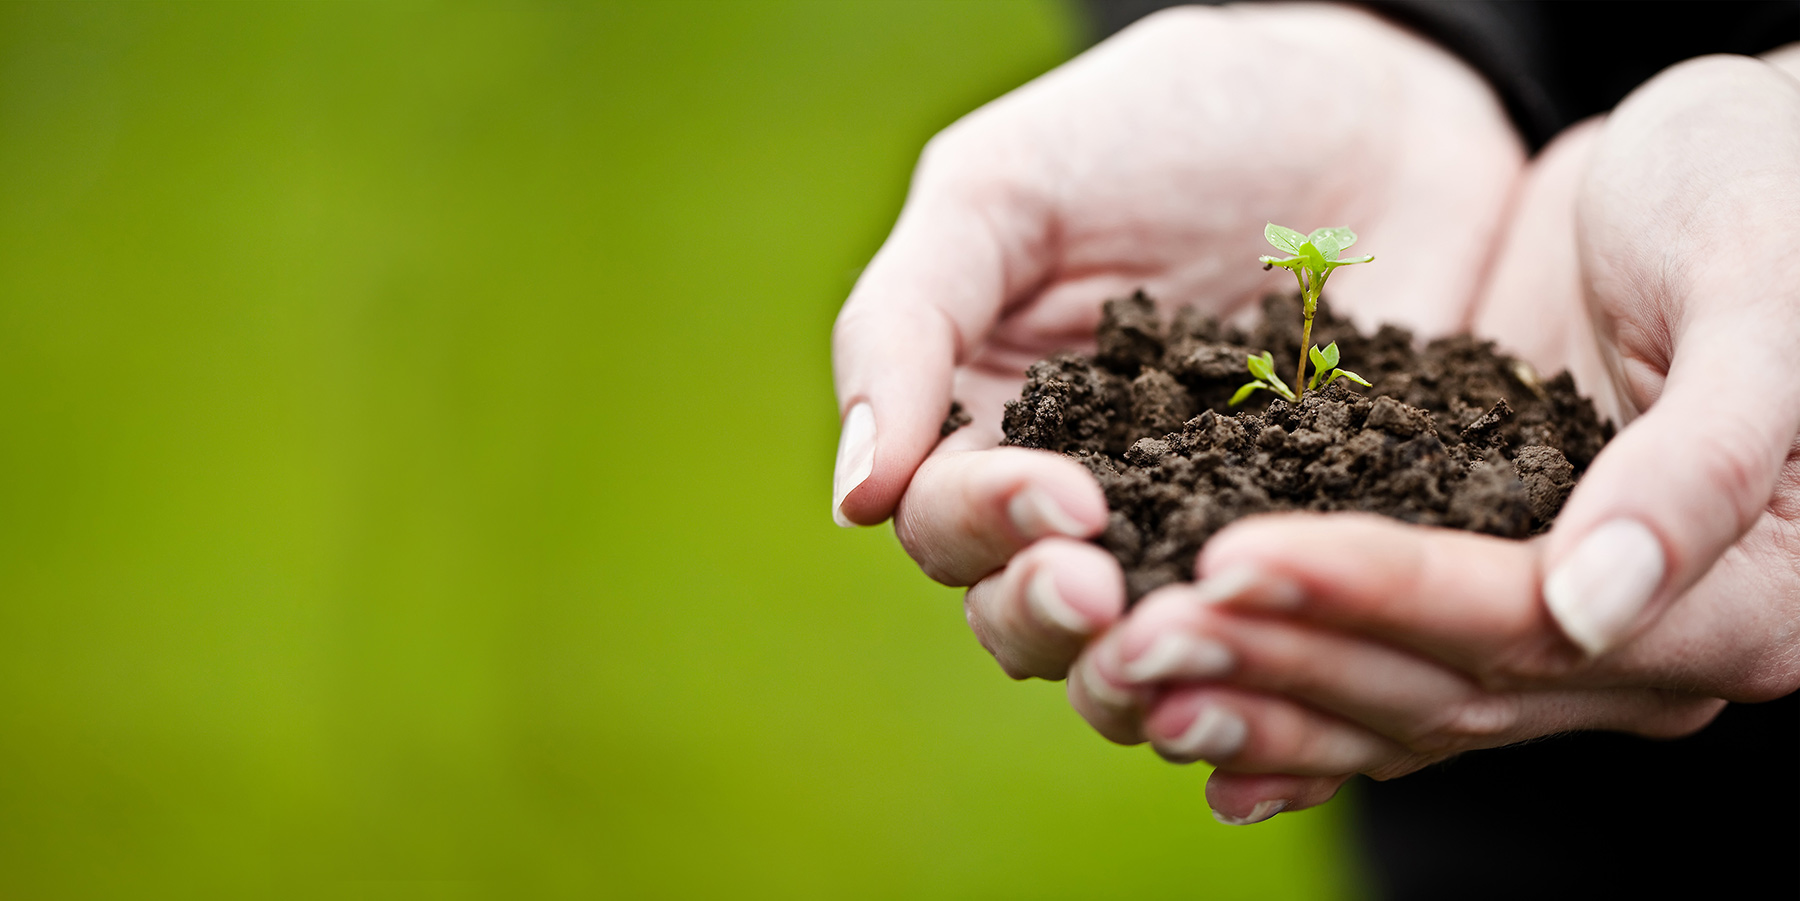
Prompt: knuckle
<box><xmin>893</xmin><ymin>478</ymin><xmax>1006</xmax><ymax>587</ymax></box>
<box><xmin>915</xmin><ymin>126</ymin><xmax>968</xmax><ymax>177</ymax></box>
<box><xmin>1365</xmin><ymin>752</ymin><xmax>1439</xmax><ymax>782</ymax></box>
<box><xmin>916</xmin><ymin>121</ymin><xmax>1040</xmax><ymax>220</ymax></box>
<box><xmin>1475</xmin><ymin>640</ymin><xmax>1587</xmax><ymax>691</ymax></box>
<box><xmin>963</xmin><ymin>593</ymin><xmax>995</xmax><ymax>647</ymax></box>
<box><xmin>1689</xmin><ymin>421</ymin><xmax>1776</xmax><ymax>531</ymax></box>
<box><xmin>992</xmin><ymin>653</ymin><xmax>1032</xmax><ymax>681</ymax></box>
<box><xmin>1628</xmin><ymin>694</ymin><xmax>1725</xmax><ymax>739</ymax></box>
<box><xmin>895</xmin><ymin>516</ymin><xmax>956</xmax><ymax>584</ymax></box>
<box><xmin>1409</xmin><ymin>695</ymin><xmax>1521</xmax><ymax>754</ymax></box>
<box><xmin>829</xmin><ymin>293</ymin><xmax>874</xmax><ymax>338</ymax></box>
<box><xmin>972</xmin><ymin>556</ymin><xmax>1089</xmax><ymax>682</ymax></box>
<box><xmin>964</xmin><ymin>581</ymin><xmax>1023</xmax><ymax>677</ymax></box>
<box><xmin>999</xmin><ymin>655</ymin><xmax>1053</xmax><ymax>682</ymax></box>
<box><xmin>916</xmin><ymin>122</ymin><xmax>996</xmax><ymax>194</ymax></box>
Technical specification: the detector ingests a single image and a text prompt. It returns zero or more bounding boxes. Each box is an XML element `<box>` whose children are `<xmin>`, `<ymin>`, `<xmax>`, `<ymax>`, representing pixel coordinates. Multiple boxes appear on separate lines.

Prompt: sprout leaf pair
<box><xmin>1230</xmin><ymin>351</ymin><xmax>1293</xmax><ymax>405</ymax></box>
<box><xmin>1231</xmin><ymin>223</ymin><xmax>1375</xmax><ymax>407</ymax></box>
<box><xmin>1306</xmin><ymin>341</ymin><xmax>1371</xmax><ymax>391</ymax></box>
<box><xmin>1259</xmin><ymin>224</ymin><xmax>1374</xmax><ymax>281</ymax></box>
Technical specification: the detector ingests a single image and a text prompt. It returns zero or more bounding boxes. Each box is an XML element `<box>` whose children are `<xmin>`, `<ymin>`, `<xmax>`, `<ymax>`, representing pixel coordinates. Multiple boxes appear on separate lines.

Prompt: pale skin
<box><xmin>831</xmin><ymin>3</ymin><xmax>1800</xmax><ymax>824</ymax></box>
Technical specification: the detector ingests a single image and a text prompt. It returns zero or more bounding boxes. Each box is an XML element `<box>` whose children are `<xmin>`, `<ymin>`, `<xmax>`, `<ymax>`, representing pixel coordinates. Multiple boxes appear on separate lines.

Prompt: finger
<box><xmin>1063</xmin><ymin>581</ymin><xmax>1229</xmax><ymax>745</ymax></box>
<box><xmin>830</xmin><ymin>127</ymin><xmax>1049</xmax><ymax>527</ymax></box>
<box><xmin>1551</xmin><ymin>56</ymin><xmax>1800</xmax><ymax>654</ymax></box>
<box><xmin>893</xmin><ymin>447</ymin><xmax>1106</xmax><ymax>587</ymax></box>
<box><xmin>1102</xmin><ymin>585</ymin><xmax>1509</xmax><ymax>746</ymax></box>
<box><xmin>1206</xmin><ymin>771</ymin><xmax>1351</xmax><ymax>825</ymax></box>
<box><xmin>1143</xmin><ymin>681</ymin><xmax>1718</xmax><ymax>787</ymax></box>
<box><xmin>1142</xmin><ymin>684</ymin><xmax>1407</xmax><ymax>777</ymax></box>
<box><xmin>1469</xmin><ymin>118</ymin><xmax>1621</xmax><ymax>424</ymax></box>
<box><xmin>964</xmin><ymin>538</ymin><xmax>1126</xmax><ymax>680</ymax></box>
<box><xmin>1195</xmin><ymin>513</ymin><xmax>1578</xmax><ymax>684</ymax></box>
<box><xmin>1100</xmin><ymin>585</ymin><xmax>1726</xmax><ymax>744</ymax></box>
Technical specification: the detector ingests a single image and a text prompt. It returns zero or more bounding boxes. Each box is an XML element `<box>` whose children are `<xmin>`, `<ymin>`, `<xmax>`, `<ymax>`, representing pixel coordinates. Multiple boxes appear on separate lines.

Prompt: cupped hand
<box><xmin>830</xmin><ymin>3</ymin><xmax>1525</xmax><ymax>676</ymax></box>
<box><xmin>1067</xmin><ymin>52</ymin><xmax>1800</xmax><ymax>823</ymax></box>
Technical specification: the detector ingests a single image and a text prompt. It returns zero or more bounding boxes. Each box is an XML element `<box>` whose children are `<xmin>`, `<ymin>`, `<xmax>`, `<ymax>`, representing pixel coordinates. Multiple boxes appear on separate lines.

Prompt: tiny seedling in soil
<box><xmin>1232</xmin><ymin>224</ymin><xmax>1373</xmax><ymax>406</ymax></box>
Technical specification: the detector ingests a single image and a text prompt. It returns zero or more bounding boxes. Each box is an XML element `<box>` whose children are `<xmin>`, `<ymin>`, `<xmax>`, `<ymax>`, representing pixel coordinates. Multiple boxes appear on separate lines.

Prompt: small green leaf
<box><xmin>1309</xmin><ymin>227</ymin><xmax>1357</xmax><ymax>254</ymax></box>
<box><xmin>1322</xmin><ymin>341</ymin><xmax>1340</xmax><ymax>369</ymax></box>
<box><xmin>1229</xmin><ymin>382</ymin><xmax>1265</xmax><ymax>406</ymax></box>
<box><xmin>1258</xmin><ymin>255</ymin><xmax>1302</xmax><ymax>270</ymax></box>
<box><xmin>1335</xmin><ymin>368</ymin><xmax>1372</xmax><ymax>387</ymax></box>
<box><xmin>1308</xmin><ymin>345</ymin><xmax>1328</xmax><ymax>370</ymax></box>
<box><xmin>1246</xmin><ymin>352</ymin><xmax>1273</xmax><ymax>381</ymax></box>
<box><xmin>1298</xmin><ymin>242</ymin><xmax>1328</xmax><ymax>274</ymax></box>
<box><xmin>1265</xmin><ymin>369</ymin><xmax>1295</xmax><ymax>401</ymax></box>
<box><xmin>1264</xmin><ymin>223</ymin><xmax>1306</xmax><ymax>255</ymax></box>
<box><xmin>1311</xmin><ymin>232</ymin><xmax>1341</xmax><ymax>262</ymax></box>
<box><xmin>1325</xmin><ymin>254</ymin><xmax>1374</xmax><ymax>271</ymax></box>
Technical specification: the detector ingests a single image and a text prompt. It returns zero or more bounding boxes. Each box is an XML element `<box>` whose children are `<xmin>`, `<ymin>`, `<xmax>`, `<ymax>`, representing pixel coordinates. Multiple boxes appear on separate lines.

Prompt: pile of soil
<box><xmin>996</xmin><ymin>292</ymin><xmax>1613</xmax><ymax>602</ymax></box>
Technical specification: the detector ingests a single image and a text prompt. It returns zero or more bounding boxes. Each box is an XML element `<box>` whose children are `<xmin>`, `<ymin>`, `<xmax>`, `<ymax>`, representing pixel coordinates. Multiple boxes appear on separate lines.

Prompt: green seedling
<box><xmin>1231</xmin><ymin>223</ymin><xmax>1374</xmax><ymax>406</ymax></box>
<box><xmin>1229</xmin><ymin>341</ymin><xmax>1369</xmax><ymax>404</ymax></box>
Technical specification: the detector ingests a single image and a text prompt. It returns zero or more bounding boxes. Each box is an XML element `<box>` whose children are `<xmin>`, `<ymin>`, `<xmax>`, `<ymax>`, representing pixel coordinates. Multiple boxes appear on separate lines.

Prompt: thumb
<box><xmin>829</xmin><ymin>134</ymin><xmax>1047</xmax><ymax>526</ymax></box>
<box><xmin>1545</xmin><ymin>55</ymin><xmax>1800</xmax><ymax>656</ymax></box>
<box><xmin>1542</xmin><ymin>326</ymin><xmax>1800</xmax><ymax>656</ymax></box>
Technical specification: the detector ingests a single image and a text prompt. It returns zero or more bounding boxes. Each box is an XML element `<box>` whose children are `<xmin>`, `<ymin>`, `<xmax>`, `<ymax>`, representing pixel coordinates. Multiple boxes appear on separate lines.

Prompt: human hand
<box><xmin>1067</xmin><ymin>52</ymin><xmax>1800</xmax><ymax>823</ymax></box>
<box><xmin>830</xmin><ymin>4</ymin><xmax>1525</xmax><ymax>676</ymax></box>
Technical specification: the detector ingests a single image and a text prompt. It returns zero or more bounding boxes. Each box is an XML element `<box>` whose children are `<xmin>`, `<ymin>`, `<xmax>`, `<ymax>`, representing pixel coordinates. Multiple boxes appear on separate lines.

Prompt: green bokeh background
<box><xmin>0</xmin><ymin>2</ymin><xmax>1358</xmax><ymax>897</ymax></box>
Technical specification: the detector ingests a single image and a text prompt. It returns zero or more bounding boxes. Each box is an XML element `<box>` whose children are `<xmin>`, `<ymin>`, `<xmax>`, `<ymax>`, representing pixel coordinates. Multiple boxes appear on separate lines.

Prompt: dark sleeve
<box><xmin>1078</xmin><ymin>0</ymin><xmax>1800</xmax><ymax>153</ymax></box>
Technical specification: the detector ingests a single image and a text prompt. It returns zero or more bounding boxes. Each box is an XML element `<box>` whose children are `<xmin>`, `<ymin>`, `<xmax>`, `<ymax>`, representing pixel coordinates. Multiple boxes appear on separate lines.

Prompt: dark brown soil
<box><xmin>999</xmin><ymin>292</ymin><xmax>1613</xmax><ymax>602</ymax></box>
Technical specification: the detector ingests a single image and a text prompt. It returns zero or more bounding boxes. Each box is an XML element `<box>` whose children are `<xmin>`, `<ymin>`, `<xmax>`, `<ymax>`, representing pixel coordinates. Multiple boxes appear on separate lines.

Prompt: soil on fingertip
<box><xmin>990</xmin><ymin>291</ymin><xmax>1614</xmax><ymax>603</ymax></box>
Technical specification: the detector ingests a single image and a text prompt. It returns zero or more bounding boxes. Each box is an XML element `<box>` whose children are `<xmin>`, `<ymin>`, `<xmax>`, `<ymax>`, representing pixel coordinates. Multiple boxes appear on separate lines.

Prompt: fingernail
<box><xmin>1213</xmin><ymin>799</ymin><xmax>1288</xmax><ymax>826</ymax></box>
<box><xmin>1193</xmin><ymin>564</ymin><xmax>1302</xmax><ymax>609</ymax></box>
<box><xmin>831</xmin><ymin>403</ymin><xmax>876</xmax><ymax>528</ymax></box>
<box><xmin>1076</xmin><ymin>645</ymin><xmax>1137</xmax><ymax>710</ymax></box>
<box><xmin>1158</xmin><ymin>704</ymin><xmax>1247</xmax><ymax>763</ymax></box>
<box><xmin>1543</xmin><ymin>519</ymin><xmax>1665</xmax><ymax>656</ymax></box>
<box><xmin>1120</xmin><ymin>633</ymin><xmax>1234</xmax><ymax>683</ymax></box>
<box><xmin>1026</xmin><ymin>568</ymin><xmax>1090</xmax><ymax>634</ymax></box>
<box><xmin>1008</xmin><ymin>487</ymin><xmax>1089</xmax><ymax>540</ymax></box>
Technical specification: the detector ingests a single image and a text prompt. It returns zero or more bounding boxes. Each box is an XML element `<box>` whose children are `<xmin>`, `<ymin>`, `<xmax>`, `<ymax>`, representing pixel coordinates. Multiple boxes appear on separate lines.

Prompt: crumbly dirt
<box><xmin>999</xmin><ymin>292</ymin><xmax>1613</xmax><ymax>602</ymax></box>
<box><xmin>940</xmin><ymin>401</ymin><xmax>971</xmax><ymax>438</ymax></box>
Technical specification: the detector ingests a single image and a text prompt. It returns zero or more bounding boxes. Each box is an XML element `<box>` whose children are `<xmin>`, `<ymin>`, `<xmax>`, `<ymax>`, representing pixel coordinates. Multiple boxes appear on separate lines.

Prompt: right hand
<box><xmin>830</xmin><ymin>3</ymin><xmax>1527</xmax><ymax>677</ymax></box>
<box><xmin>1064</xmin><ymin>50</ymin><xmax>1800</xmax><ymax>823</ymax></box>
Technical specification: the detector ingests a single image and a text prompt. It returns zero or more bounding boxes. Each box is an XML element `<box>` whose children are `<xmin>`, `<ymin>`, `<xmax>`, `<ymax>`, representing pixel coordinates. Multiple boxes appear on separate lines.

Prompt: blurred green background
<box><xmin>0</xmin><ymin>1</ymin><xmax>1358</xmax><ymax>897</ymax></box>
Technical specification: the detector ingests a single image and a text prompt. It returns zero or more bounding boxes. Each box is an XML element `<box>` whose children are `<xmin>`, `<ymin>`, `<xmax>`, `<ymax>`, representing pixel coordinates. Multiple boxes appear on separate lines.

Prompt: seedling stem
<box><xmin>1295</xmin><ymin>268</ymin><xmax>1316</xmax><ymax>402</ymax></box>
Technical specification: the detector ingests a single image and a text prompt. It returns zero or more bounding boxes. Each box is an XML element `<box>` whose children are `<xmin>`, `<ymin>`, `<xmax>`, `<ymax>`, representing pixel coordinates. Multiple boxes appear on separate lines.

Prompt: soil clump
<box><xmin>999</xmin><ymin>292</ymin><xmax>1613</xmax><ymax>602</ymax></box>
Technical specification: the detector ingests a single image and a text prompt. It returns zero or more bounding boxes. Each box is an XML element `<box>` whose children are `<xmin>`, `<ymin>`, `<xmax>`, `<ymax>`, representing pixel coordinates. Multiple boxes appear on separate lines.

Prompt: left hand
<box><xmin>1067</xmin><ymin>52</ymin><xmax>1800</xmax><ymax>824</ymax></box>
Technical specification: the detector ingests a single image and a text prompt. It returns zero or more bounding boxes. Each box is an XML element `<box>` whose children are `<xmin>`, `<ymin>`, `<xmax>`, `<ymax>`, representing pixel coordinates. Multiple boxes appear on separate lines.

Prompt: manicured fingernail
<box><xmin>1120</xmin><ymin>633</ymin><xmax>1234</xmax><ymax>683</ymax></box>
<box><xmin>1543</xmin><ymin>519</ymin><xmax>1664</xmax><ymax>656</ymax></box>
<box><xmin>1077</xmin><ymin>646</ymin><xmax>1136</xmax><ymax>710</ymax></box>
<box><xmin>1158</xmin><ymin>704</ymin><xmax>1247</xmax><ymax>763</ymax></box>
<box><xmin>1008</xmin><ymin>487</ymin><xmax>1089</xmax><ymax>540</ymax></box>
<box><xmin>831</xmin><ymin>402</ymin><xmax>876</xmax><ymax>527</ymax></box>
<box><xmin>1193</xmin><ymin>564</ymin><xmax>1302</xmax><ymax>609</ymax></box>
<box><xmin>1213</xmin><ymin>799</ymin><xmax>1287</xmax><ymax>826</ymax></box>
<box><xmin>1026</xmin><ymin>568</ymin><xmax>1090</xmax><ymax>634</ymax></box>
